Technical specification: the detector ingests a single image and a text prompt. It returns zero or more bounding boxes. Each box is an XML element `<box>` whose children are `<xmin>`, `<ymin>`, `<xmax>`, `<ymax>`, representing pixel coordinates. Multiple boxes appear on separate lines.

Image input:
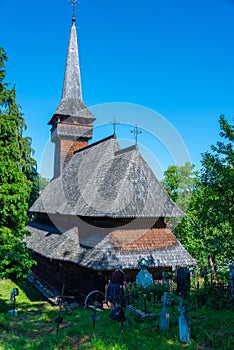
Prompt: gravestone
<box><xmin>8</xmin><ymin>288</ymin><xmax>19</xmax><ymax>317</ymax></box>
<box><xmin>176</xmin><ymin>267</ymin><xmax>190</xmax><ymax>296</ymax></box>
<box><xmin>159</xmin><ymin>292</ymin><xmax>170</xmax><ymax>330</ymax></box>
<box><xmin>136</xmin><ymin>258</ymin><xmax>153</xmax><ymax>288</ymax></box>
<box><xmin>178</xmin><ymin>300</ymin><xmax>191</xmax><ymax>343</ymax></box>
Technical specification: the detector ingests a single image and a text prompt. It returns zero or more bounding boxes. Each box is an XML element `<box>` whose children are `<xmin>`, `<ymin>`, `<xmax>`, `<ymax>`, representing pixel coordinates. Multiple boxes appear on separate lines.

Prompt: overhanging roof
<box><xmin>25</xmin><ymin>221</ymin><xmax>197</xmax><ymax>270</ymax></box>
<box><xmin>30</xmin><ymin>136</ymin><xmax>184</xmax><ymax>218</ymax></box>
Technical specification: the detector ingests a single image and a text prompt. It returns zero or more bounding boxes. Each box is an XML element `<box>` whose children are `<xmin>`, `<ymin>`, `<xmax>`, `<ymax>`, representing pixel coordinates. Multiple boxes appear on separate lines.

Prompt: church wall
<box><xmin>31</xmin><ymin>253</ymin><xmax>107</xmax><ymax>296</ymax></box>
<box><xmin>31</xmin><ymin>252</ymin><xmax>172</xmax><ymax>300</ymax></box>
<box><xmin>31</xmin><ymin>253</ymin><xmax>65</xmax><ymax>293</ymax></box>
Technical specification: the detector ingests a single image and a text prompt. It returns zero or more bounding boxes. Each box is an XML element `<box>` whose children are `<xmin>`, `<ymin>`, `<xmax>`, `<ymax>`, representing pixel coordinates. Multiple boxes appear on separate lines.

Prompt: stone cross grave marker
<box><xmin>159</xmin><ymin>292</ymin><xmax>170</xmax><ymax>330</ymax></box>
<box><xmin>178</xmin><ymin>299</ymin><xmax>191</xmax><ymax>343</ymax></box>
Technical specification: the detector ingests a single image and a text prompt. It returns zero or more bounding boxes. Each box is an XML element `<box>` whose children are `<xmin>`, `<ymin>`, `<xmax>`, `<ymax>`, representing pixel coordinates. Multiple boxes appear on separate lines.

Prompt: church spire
<box><xmin>59</xmin><ymin>0</ymin><xmax>82</xmax><ymax>103</ymax></box>
<box><xmin>49</xmin><ymin>7</ymin><xmax>95</xmax><ymax>179</ymax></box>
<box><xmin>48</xmin><ymin>5</ymin><xmax>95</xmax><ymax>124</ymax></box>
<box><xmin>61</xmin><ymin>18</ymin><xmax>82</xmax><ymax>102</ymax></box>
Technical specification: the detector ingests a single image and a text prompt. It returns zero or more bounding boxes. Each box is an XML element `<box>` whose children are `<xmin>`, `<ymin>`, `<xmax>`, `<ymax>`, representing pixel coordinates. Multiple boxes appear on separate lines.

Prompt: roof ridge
<box><xmin>114</xmin><ymin>144</ymin><xmax>137</xmax><ymax>156</ymax></box>
<box><xmin>73</xmin><ymin>134</ymin><xmax>116</xmax><ymax>154</ymax></box>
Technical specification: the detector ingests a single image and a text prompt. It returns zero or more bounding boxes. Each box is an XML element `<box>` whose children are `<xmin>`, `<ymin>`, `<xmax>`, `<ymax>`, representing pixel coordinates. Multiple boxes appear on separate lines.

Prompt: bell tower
<box><xmin>48</xmin><ymin>11</ymin><xmax>95</xmax><ymax>179</ymax></box>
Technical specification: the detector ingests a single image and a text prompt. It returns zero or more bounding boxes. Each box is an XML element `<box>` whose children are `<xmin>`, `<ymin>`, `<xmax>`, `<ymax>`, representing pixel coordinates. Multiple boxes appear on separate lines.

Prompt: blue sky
<box><xmin>1</xmin><ymin>0</ymin><xmax>234</xmax><ymax>179</ymax></box>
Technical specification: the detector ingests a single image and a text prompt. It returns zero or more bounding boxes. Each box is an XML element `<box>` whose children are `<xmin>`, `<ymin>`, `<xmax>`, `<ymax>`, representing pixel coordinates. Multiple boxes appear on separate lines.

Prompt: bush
<box><xmin>130</xmin><ymin>282</ymin><xmax>169</xmax><ymax>303</ymax></box>
<box><xmin>189</xmin><ymin>284</ymin><xmax>230</xmax><ymax>310</ymax></box>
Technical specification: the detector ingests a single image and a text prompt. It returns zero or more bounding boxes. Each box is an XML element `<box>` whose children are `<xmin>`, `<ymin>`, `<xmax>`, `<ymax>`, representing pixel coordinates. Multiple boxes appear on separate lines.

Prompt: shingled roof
<box><xmin>30</xmin><ymin>135</ymin><xmax>184</xmax><ymax>218</ymax></box>
<box><xmin>26</xmin><ymin>222</ymin><xmax>196</xmax><ymax>270</ymax></box>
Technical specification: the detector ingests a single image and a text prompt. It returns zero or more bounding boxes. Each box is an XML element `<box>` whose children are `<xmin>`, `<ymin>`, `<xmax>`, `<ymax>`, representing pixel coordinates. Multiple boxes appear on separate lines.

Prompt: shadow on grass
<box><xmin>0</xmin><ymin>297</ymin><xmax>11</xmax><ymax>314</ymax></box>
<box><xmin>12</xmin><ymin>278</ymin><xmax>47</xmax><ymax>302</ymax></box>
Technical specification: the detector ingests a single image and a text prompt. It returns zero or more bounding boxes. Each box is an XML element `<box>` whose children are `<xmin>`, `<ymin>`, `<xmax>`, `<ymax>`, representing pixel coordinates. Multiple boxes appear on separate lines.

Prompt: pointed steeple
<box><xmin>60</xmin><ymin>18</ymin><xmax>83</xmax><ymax>104</ymax></box>
<box><xmin>48</xmin><ymin>17</ymin><xmax>95</xmax><ymax>124</ymax></box>
<box><xmin>49</xmin><ymin>14</ymin><xmax>95</xmax><ymax>179</ymax></box>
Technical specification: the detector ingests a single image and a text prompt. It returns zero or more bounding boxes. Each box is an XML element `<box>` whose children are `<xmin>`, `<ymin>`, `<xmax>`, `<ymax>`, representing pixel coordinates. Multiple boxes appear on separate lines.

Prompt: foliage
<box><xmin>188</xmin><ymin>284</ymin><xmax>231</xmax><ymax>310</ymax></box>
<box><xmin>199</xmin><ymin>115</ymin><xmax>234</xmax><ymax>263</ymax></box>
<box><xmin>162</xmin><ymin>162</ymin><xmax>199</xmax><ymax>244</ymax></box>
<box><xmin>162</xmin><ymin>162</ymin><xmax>199</xmax><ymax>212</ymax></box>
<box><xmin>0</xmin><ymin>48</ymin><xmax>36</xmax><ymax>278</ymax></box>
<box><xmin>163</xmin><ymin>116</ymin><xmax>234</xmax><ymax>266</ymax></box>
<box><xmin>0</xmin><ymin>279</ymin><xmax>234</xmax><ymax>349</ymax></box>
<box><xmin>173</xmin><ymin>185</ymin><xmax>209</xmax><ymax>265</ymax></box>
<box><xmin>27</xmin><ymin>175</ymin><xmax>50</xmax><ymax>221</ymax></box>
<box><xmin>130</xmin><ymin>282</ymin><xmax>170</xmax><ymax>303</ymax></box>
<box><xmin>39</xmin><ymin>176</ymin><xmax>49</xmax><ymax>193</ymax></box>
<box><xmin>27</xmin><ymin>170</ymin><xmax>39</xmax><ymax>210</ymax></box>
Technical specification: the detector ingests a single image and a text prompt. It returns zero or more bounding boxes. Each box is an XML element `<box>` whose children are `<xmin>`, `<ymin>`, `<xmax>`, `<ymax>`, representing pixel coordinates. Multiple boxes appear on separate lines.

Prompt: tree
<box><xmin>168</xmin><ymin>116</ymin><xmax>234</xmax><ymax>266</ymax></box>
<box><xmin>0</xmin><ymin>48</ymin><xmax>36</xmax><ymax>278</ymax></box>
<box><xmin>199</xmin><ymin>115</ymin><xmax>234</xmax><ymax>264</ymax></box>
<box><xmin>28</xmin><ymin>175</ymin><xmax>49</xmax><ymax>220</ymax></box>
<box><xmin>173</xmin><ymin>184</ymin><xmax>208</xmax><ymax>265</ymax></box>
<box><xmin>162</xmin><ymin>162</ymin><xmax>202</xmax><ymax>260</ymax></box>
<box><xmin>162</xmin><ymin>162</ymin><xmax>199</xmax><ymax>212</ymax></box>
<box><xmin>39</xmin><ymin>176</ymin><xmax>50</xmax><ymax>194</ymax></box>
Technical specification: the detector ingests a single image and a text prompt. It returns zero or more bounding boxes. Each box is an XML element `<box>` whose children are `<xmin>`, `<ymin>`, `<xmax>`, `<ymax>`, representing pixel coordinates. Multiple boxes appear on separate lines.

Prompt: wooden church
<box><xmin>25</xmin><ymin>12</ymin><xmax>196</xmax><ymax>297</ymax></box>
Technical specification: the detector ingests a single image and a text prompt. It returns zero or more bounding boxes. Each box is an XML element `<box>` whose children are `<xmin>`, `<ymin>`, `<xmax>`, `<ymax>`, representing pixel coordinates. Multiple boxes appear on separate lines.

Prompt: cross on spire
<box><xmin>69</xmin><ymin>0</ymin><xmax>79</xmax><ymax>22</ymax></box>
<box><xmin>109</xmin><ymin>116</ymin><xmax>120</xmax><ymax>138</ymax></box>
<box><xmin>130</xmin><ymin>124</ymin><xmax>142</xmax><ymax>145</ymax></box>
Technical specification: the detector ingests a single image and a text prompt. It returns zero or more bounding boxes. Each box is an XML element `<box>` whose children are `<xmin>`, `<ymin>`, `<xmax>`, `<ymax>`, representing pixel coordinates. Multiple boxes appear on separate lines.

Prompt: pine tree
<box><xmin>0</xmin><ymin>48</ymin><xmax>36</xmax><ymax>278</ymax></box>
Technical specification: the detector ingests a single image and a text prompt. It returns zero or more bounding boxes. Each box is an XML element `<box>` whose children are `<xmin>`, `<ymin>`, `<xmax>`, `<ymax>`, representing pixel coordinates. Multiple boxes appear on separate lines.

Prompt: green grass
<box><xmin>0</xmin><ymin>279</ymin><xmax>233</xmax><ymax>349</ymax></box>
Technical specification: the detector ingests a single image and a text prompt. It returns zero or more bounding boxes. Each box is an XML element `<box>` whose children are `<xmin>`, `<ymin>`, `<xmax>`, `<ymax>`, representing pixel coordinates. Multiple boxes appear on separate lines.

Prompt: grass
<box><xmin>0</xmin><ymin>279</ymin><xmax>233</xmax><ymax>349</ymax></box>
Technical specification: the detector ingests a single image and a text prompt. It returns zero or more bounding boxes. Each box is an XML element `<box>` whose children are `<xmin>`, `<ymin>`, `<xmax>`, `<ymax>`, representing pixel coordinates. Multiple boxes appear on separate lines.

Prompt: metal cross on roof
<box><xmin>130</xmin><ymin>124</ymin><xmax>142</xmax><ymax>145</ymax></box>
<box><xmin>69</xmin><ymin>0</ymin><xmax>79</xmax><ymax>22</ymax></box>
<box><xmin>109</xmin><ymin>116</ymin><xmax>120</xmax><ymax>137</ymax></box>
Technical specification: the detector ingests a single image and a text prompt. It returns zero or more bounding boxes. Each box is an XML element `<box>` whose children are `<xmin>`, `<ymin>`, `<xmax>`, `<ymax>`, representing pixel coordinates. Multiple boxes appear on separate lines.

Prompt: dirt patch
<box><xmin>65</xmin><ymin>336</ymin><xmax>91</xmax><ymax>349</ymax></box>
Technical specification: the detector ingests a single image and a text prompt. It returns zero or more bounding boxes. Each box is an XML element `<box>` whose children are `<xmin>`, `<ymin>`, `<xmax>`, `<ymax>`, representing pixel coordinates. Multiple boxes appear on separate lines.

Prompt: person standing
<box><xmin>106</xmin><ymin>264</ymin><xmax>129</xmax><ymax>307</ymax></box>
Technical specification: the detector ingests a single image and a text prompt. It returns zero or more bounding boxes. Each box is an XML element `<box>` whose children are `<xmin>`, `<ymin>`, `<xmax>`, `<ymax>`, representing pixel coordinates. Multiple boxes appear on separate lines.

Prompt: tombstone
<box><xmin>8</xmin><ymin>288</ymin><xmax>19</xmax><ymax>317</ymax></box>
<box><xmin>159</xmin><ymin>292</ymin><xmax>170</xmax><ymax>330</ymax></box>
<box><xmin>178</xmin><ymin>300</ymin><xmax>191</xmax><ymax>343</ymax></box>
<box><xmin>228</xmin><ymin>264</ymin><xmax>234</xmax><ymax>298</ymax></box>
<box><xmin>176</xmin><ymin>267</ymin><xmax>190</xmax><ymax>296</ymax></box>
<box><xmin>136</xmin><ymin>258</ymin><xmax>153</xmax><ymax>288</ymax></box>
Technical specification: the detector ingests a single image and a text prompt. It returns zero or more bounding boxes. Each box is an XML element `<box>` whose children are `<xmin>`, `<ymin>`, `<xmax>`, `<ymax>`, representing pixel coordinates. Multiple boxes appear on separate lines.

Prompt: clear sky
<box><xmin>1</xmin><ymin>0</ymin><xmax>234</xmax><ymax>179</ymax></box>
